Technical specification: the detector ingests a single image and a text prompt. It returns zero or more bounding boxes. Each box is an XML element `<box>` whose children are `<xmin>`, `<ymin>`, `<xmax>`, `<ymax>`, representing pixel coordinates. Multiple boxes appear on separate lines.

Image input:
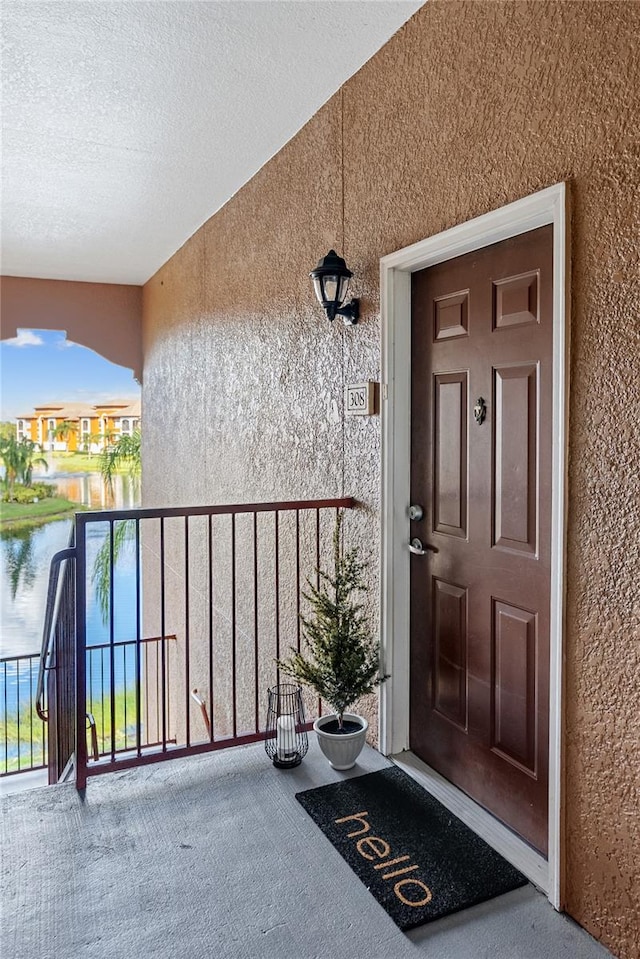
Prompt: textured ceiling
<box><xmin>1</xmin><ymin>1</ymin><xmax>424</xmax><ymax>285</ymax></box>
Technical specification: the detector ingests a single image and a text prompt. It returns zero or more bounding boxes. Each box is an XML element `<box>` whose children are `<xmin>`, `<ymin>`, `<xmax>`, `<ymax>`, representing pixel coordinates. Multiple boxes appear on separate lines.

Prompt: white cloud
<box><xmin>3</xmin><ymin>330</ymin><xmax>44</xmax><ymax>347</ymax></box>
<box><xmin>56</xmin><ymin>337</ymin><xmax>78</xmax><ymax>349</ymax></box>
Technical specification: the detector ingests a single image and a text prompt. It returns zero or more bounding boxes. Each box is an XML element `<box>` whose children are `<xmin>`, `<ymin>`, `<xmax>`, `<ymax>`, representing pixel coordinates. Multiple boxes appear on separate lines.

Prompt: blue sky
<box><xmin>0</xmin><ymin>329</ymin><xmax>140</xmax><ymax>421</ymax></box>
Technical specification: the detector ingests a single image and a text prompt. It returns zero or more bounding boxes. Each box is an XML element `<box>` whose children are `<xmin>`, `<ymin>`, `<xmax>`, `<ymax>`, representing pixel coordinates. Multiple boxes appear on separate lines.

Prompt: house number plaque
<box><xmin>345</xmin><ymin>382</ymin><xmax>376</xmax><ymax>416</ymax></box>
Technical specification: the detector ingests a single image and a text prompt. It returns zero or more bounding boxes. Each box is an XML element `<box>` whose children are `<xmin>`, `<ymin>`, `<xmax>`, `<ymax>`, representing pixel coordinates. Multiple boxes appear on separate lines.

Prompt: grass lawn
<box><xmin>2</xmin><ymin>687</ymin><xmax>141</xmax><ymax>774</ymax></box>
<box><xmin>47</xmin><ymin>452</ymin><xmax>104</xmax><ymax>473</ymax></box>
<box><xmin>37</xmin><ymin>453</ymin><xmax>138</xmax><ymax>477</ymax></box>
<box><xmin>1</xmin><ymin>702</ymin><xmax>47</xmax><ymax>774</ymax></box>
<box><xmin>0</xmin><ymin>496</ymin><xmax>82</xmax><ymax>531</ymax></box>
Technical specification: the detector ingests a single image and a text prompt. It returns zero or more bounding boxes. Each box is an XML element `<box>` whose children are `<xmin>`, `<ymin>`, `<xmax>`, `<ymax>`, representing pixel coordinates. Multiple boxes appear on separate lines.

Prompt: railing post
<box><xmin>75</xmin><ymin>515</ymin><xmax>88</xmax><ymax>789</ymax></box>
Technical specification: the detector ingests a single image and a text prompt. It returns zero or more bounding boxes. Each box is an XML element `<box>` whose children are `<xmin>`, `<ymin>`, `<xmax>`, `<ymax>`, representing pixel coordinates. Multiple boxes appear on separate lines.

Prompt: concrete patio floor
<box><xmin>1</xmin><ymin>742</ymin><xmax>614</xmax><ymax>959</ymax></box>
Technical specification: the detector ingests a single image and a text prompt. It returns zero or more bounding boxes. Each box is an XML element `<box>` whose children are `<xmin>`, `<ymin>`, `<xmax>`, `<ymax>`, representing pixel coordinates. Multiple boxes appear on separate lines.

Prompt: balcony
<box><xmin>0</xmin><ymin>498</ymin><xmax>616</xmax><ymax>958</ymax></box>
<box><xmin>1</xmin><ymin>737</ymin><xmax>612</xmax><ymax>959</ymax></box>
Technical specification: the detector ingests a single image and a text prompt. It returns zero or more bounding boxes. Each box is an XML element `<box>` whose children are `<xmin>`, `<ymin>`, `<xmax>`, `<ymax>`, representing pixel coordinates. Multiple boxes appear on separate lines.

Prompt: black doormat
<box><xmin>295</xmin><ymin>766</ymin><xmax>528</xmax><ymax>931</ymax></box>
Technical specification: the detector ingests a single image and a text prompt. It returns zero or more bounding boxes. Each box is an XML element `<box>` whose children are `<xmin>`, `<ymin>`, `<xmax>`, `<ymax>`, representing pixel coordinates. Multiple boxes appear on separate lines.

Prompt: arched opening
<box><xmin>0</xmin><ymin>277</ymin><xmax>143</xmax><ymax>382</ymax></box>
<box><xmin>1</xmin><ymin>326</ymin><xmax>140</xmax><ymax>454</ymax></box>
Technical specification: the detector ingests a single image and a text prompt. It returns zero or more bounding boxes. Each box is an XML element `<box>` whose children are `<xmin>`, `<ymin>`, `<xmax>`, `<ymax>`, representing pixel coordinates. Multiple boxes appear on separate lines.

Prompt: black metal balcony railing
<box><xmin>84</xmin><ymin>635</ymin><xmax>177</xmax><ymax>757</ymax></box>
<box><xmin>1</xmin><ymin>637</ymin><xmax>176</xmax><ymax>777</ymax></box>
<box><xmin>11</xmin><ymin>497</ymin><xmax>353</xmax><ymax>788</ymax></box>
<box><xmin>1</xmin><ymin>652</ymin><xmax>47</xmax><ymax>776</ymax></box>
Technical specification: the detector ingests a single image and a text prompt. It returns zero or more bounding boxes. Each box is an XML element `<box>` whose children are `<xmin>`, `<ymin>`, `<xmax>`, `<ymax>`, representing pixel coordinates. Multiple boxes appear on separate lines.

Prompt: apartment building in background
<box><xmin>15</xmin><ymin>399</ymin><xmax>140</xmax><ymax>452</ymax></box>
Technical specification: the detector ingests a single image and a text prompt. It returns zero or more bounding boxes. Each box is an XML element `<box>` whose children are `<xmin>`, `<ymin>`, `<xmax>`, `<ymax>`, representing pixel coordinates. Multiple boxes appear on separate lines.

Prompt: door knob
<box><xmin>408</xmin><ymin>538</ymin><xmax>438</xmax><ymax>555</ymax></box>
<box><xmin>409</xmin><ymin>504</ymin><xmax>424</xmax><ymax>521</ymax></box>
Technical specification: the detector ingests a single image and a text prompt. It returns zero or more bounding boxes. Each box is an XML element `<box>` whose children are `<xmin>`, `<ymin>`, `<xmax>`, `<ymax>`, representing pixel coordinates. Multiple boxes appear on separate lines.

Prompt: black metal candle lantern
<box><xmin>265</xmin><ymin>683</ymin><xmax>308</xmax><ymax>768</ymax></box>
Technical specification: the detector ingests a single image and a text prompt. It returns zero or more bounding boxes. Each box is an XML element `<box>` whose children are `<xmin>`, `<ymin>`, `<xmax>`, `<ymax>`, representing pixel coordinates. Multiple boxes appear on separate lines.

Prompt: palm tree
<box><xmin>81</xmin><ymin>430</ymin><xmax>98</xmax><ymax>455</ymax></box>
<box><xmin>94</xmin><ymin>429</ymin><xmax>142</xmax><ymax>620</ymax></box>
<box><xmin>0</xmin><ymin>436</ymin><xmax>22</xmax><ymax>498</ymax></box>
<box><xmin>100</xmin><ymin>429</ymin><xmax>141</xmax><ymax>494</ymax></box>
<box><xmin>20</xmin><ymin>440</ymin><xmax>48</xmax><ymax>487</ymax></box>
<box><xmin>3</xmin><ymin>529</ymin><xmax>37</xmax><ymax>599</ymax></box>
<box><xmin>0</xmin><ymin>437</ymin><xmax>47</xmax><ymax>499</ymax></box>
<box><xmin>53</xmin><ymin>420</ymin><xmax>78</xmax><ymax>450</ymax></box>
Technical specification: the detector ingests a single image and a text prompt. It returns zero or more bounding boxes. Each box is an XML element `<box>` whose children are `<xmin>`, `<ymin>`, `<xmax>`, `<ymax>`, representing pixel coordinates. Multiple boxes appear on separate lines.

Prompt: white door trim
<box><xmin>379</xmin><ymin>182</ymin><xmax>570</xmax><ymax>909</ymax></box>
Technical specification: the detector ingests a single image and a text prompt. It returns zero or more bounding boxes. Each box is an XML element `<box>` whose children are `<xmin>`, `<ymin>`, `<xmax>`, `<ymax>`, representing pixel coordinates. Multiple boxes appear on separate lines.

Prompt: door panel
<box><xmin>433</xmin><ymin>578</ymin><xmax>468</xmax><ymax>729</ymax></box>
<box><xmin>410</xmin><ymin>226</ymin><xmax>552</xmax><ymax>855</ymax></box>
<box><xmin>434</xmin><ymin>290</ymin><xmax>469</xmax><ymax>339</ymax></box>
<box><xmin>493</xmin><ymin>271</ymin><xmax>539</xmax><ymax>329</ymax></box>
<box><xmin>433</xmin><ymin>373</ymin><xmax>468</xmax><ymax>537</ymax></box>
<box><xmin>493</xmin><ymin>363</ymin><xmax>538</xmax><ymax>553</ymax></box>
<box><xmin>491</xmin><ymin>599</ymin><xmax>537</xmax><ymax>774</ymax></box>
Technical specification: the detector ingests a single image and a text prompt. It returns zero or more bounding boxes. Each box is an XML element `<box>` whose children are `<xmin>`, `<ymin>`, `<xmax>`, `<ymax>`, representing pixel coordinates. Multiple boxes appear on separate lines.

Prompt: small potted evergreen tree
<box><xmin>278</xmin><ymin>510</ymin><xmax>386</xmax><ymax>770</ymax></box>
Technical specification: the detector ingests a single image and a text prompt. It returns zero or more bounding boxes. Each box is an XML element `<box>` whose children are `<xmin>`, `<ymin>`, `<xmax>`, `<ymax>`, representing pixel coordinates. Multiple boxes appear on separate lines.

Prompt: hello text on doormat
<box><xmin>296</xmin><ymin>767</ymin><xmax>527</xmax><ymax>931</ymax></box>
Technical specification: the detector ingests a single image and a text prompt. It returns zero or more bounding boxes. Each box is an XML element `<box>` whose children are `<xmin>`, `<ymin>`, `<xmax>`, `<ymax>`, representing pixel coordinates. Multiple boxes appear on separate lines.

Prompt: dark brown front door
<box><xmin>409</xmin><ymin>226</ymin><xmax>553</xmax><ymax>855</ymax></box>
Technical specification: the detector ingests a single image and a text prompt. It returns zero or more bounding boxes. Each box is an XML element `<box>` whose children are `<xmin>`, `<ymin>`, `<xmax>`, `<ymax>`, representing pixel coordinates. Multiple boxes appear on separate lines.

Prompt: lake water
<box><xmin>1</xmin><ymin>472</ymin><xmax>140</xmax><ymax>659</ymax></box>
<box><xmin>48</xmin><ymin>470</ymin><xmax>140</xmax><ymax>512</ymax></box>
<box><xmin>1</xmin><ymin>473</ymin><xmax>142</xmax><ymax>732</ymax></box>
<box><xmin>1</xmin><ymin>518</ymin><xmax>74</xmax><ymax>659</ymax></box>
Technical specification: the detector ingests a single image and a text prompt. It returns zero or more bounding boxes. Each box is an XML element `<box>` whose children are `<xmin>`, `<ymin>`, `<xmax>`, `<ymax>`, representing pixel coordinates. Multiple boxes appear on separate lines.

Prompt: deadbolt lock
<box><xmin>409</xmin><ymin>504</ymin><xmax>424</xmax><ymax>522</ymax></box>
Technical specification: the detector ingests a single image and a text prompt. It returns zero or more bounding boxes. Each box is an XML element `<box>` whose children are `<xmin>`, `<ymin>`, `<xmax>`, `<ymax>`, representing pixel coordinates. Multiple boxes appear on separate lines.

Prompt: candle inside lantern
<box><xmin>276</xmin><ymin>715</ymin><xmax>296</xmax><ymax>760</ymax></box>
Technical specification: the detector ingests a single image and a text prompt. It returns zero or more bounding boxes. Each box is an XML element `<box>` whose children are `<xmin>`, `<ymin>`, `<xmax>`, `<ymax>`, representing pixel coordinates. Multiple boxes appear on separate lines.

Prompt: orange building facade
<box><xmin>16</xmin><ymin>399</ymin><xmax>140</xmax><ymax>453</ymax></box>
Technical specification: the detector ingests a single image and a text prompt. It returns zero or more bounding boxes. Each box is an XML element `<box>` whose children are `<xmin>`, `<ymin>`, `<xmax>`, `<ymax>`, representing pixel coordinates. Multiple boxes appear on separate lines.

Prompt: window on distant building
<box><xmin>121</xmin><ymin>418</ymin><xmax>131</xmax><ymax>435</ymax></box>
<box><xmin>17</xmin><ymin>420</ymin><xmax>26</xmax><ymax>440</ymax></box>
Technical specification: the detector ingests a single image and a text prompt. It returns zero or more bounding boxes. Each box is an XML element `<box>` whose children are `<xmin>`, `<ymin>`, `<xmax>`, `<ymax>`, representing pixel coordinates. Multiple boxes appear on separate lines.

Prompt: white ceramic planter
<box><xmin>313</xmin><ymin>713</ymin><xmax>368</xmax><ymax>770</ymax></box>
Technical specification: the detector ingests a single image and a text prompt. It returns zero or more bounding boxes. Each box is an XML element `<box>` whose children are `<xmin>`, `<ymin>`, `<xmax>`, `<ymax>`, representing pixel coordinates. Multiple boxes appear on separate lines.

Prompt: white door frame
<box><xmin>379</xmin><ymin>183</ymin><xmax>570</xmax><ymax>909</ymax></box>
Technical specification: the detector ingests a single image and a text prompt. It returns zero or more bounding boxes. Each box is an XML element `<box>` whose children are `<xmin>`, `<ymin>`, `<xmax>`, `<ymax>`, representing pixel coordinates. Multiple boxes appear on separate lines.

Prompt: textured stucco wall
<box><xmin>142</xmin><ymin>3</ymin><xmax>640</xmax><ymax>956</ymax></box>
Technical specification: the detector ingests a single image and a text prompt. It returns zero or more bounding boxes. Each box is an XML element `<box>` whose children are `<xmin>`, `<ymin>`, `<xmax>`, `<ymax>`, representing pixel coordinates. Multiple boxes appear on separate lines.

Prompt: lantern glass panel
<box><xmin>337</xmin><ymin>274</ymin><xmax>350</xmax><ymax>304</ymax></box>
<box><xmin>323</xmin><ymin>275</ymin><xmax>339</xmax><ymax>304</ymax></box>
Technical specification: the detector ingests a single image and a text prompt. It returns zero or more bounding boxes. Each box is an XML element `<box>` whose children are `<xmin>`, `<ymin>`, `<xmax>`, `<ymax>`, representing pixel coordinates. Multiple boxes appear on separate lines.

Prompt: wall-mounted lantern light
<box><xmin>310</xmin><ymin>249</ymin><xmax>359</xmax><ymax>326</ymax></box>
